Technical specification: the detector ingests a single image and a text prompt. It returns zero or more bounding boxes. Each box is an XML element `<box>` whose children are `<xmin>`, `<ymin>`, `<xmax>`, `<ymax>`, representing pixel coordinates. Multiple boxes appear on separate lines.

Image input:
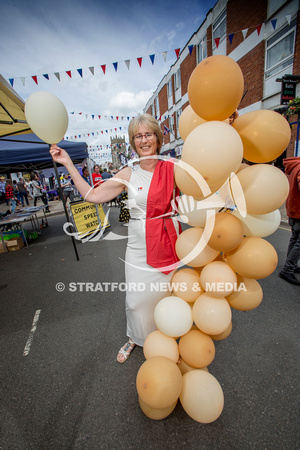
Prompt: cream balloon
<box><xmin>180</xmin><ymin>370</ymin><xmax>224</xmax><ymax>423</ymax></box>
<box><xmin>232</xmin><ymin>209</ymin><xmax>281</xmax><ymax>237</ymax></box>
<box><xmin>175</xmin><ymin>227</ymin><xmax>220</xmax><ymax>267</ymax></box>
<box><xmin>181</xmin><ymin>121</ymin><xmax>243</xmax><ymax>194</ymax></box>
<box><xmin>178</xmin><ymin>105</ymin><xmax>206</xmax><ymax>141</ymax></box>
<box><xmin>193</xmin><ymin>293</ymin><xmax>232</xmax><ymax>335</ymax></box>
<box><xmin>200</xmin><ymin>261</ymin><xmax>237</xmax><ymax>297</ymax></box>
<box><xmin>143</xmin><ymin>331</ymin><xmax>179</xmax><ymax>363</ymax></box>
<box><xmin>235</xmin><ymin>164</ymin><xmax>289</xmax><ymax>214</ymax></box>
<box><xmin>25</xmin><ymin>91</ymin><xmax>69</xmax><ymax>144</ymax></box>
<box><xmin>177</xmin><ymin>194</ymin><xmax>224</xmax><ymax>227</ymax></box>
<box><xmin>154</xmin><ymin>296</ymin><xmax>193</xmax><ymax>337</ymax></box>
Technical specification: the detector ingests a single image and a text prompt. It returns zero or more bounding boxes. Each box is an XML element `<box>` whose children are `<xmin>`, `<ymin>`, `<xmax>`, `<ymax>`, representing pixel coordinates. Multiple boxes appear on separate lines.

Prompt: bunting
<box><xmin>8</xmin><ymin>17</ymin><xmax>289</xmax><ymax>87</ymax></box>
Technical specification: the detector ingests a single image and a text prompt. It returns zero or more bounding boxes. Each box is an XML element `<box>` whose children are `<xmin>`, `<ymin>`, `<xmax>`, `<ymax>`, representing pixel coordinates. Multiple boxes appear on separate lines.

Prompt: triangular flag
<box><xmin>286</xmin><ymin>14</ymin><xmax>292</xmax><ymax>25</ymax></box>
<box><xmin>98</xmin><ymin>115</ymin><xmax>101</xmax><ymax>119</ymax></box>
<box><xmin>113</xmin><ymin>62</ymin><xmax>118</xmax><ymax>72</ymax></box>
<box><xmin>66</xmin><ymin>70</ymin><xmax>72</xmax><ymax>78</ymax></box>
<box><xmin>101</xmin><ymin>65</ymin><xmax>106</xmax><ymax>75</ymax></box>
<box><xmin>92</xmin><ymin>115</ymin><xmax>95</xmax><ymax>120</ymax></box>
<box><xmin>162</xmin><ymin>51</ymin><xmax>167</xmax><ymax>62</ymax></box>
<box><xmin>149</xmin><ymin>54</ymin><xmax>155</xmax><ymax>64</ymax></box>
<box><xmin>32</xmin><ymin>75</ymin><xmax>38</xmax><ymax>85</ymax></box>
<box><xmin>228</xmin><ymin>33</ymin><xmax>234</xmax><ymax>45</ymax></box>
<box><xmin>175</xmin><ymin>48</ymin><xmax>180</xmax><ymax>58</ymax></box>
<box><xmin>116</xmin><ymin>117</ymin><xmax>119</xmax><ymax>121</ymax></box>
<box><xmin>214</xmin><ymin>38</ymin><xmax>220</xmax><ymax>48</ymax></box>
<box><xmin>9</xmin><ymin>78</ymin><xmax>14</xmax><ymax>87</ymax></box>
<box><xmin>21</xmin><ymin>77</ymin><xmax>25</xmax><ymax>86</ymax></box>
<box><xmin>188</xmin><ymin>45</ymin><xmax>194</xmax><ymax>55</ymax></box>
<box><xmin>54</xmin><ymin>72</ymin><xmax>61</xmax><ymax>81</ymax></box>
<box><xmin>242</xmin><ymin>29</ymin><xmax>248</xmax><ymax>40</ymax></box>
<box><xmin>271</xmin><ymin>19</ymin><xmax>277</xmax><ymax>30</ymax></box>
<box><xmin>125</xmin><ymin>59</ymin><xmax>130</xmax><ymax>70</ymax></box>
<box><xmin>137</xmin><ymin>57</ymin><xmax>142</xmax><ymax>67</ymax></box>
<box><xmin>43</xmin><ymin>74</ymin><xmax>49</xmax><ymax>80</ymax></box>
<box><xmin>256</xmin><ymin>24</ymin><xmax>262</xmax><ymax>36</ymax></box>
<box><xmin>89</xmin><ymin>66</ymin><xmax>95</xmax><ymax>75</ymax></box>
<box><xmin>77</xmin><ymin>68</ymin><xmax>83</xmax><ymax>78</ymax></box>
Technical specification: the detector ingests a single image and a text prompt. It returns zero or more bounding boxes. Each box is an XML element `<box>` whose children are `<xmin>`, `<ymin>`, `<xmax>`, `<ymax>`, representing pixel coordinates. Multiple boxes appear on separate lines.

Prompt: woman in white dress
<box><xmin>50</xmin><ymin>114</ymin><xmax>180</xmax><ymax>363</ymax></box>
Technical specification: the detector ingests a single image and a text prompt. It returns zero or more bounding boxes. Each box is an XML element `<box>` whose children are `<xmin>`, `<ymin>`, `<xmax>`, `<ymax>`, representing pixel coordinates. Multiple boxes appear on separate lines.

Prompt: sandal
<box><xmin>117</xmin><ymin>338</ymin><xmax>136</xmax><ymax>363</ymax></box>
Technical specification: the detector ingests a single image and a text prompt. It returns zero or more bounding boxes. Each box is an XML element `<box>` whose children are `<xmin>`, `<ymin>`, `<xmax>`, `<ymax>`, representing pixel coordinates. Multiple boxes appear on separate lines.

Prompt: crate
<box><xmin>6</xmin><ymin>236</ymin><xmax>24</xmax><ymax>251</ymax></box>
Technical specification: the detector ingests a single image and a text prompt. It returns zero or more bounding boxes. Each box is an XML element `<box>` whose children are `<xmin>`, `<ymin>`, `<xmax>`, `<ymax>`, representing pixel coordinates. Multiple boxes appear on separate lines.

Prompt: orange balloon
<box><xmin>178</xmin><ymin>105</ymin><xmax>206</xmax><ymax>141</ymax></box>
<box><xmin>180</xmin><ymin>370</ymin><xmax>224</xmax><ymax>423</ymax></box>
<box><xmin>225</xmin><ymin>236</ymin><xmax>278</xmax><ymax>279</ymax></box>
<box><xmin>136</xmin><ymin>356</ymin><xmax>182</xmax><ymax>409</ymax></box>
<box><xmin>236</xmin><ymin>164</ymin><xmax>289</xmax><ymax>214</ymax></box>
<box><xmin>177</xmin><ymin>358</ymin><xmax>209</xmax><ymax>375</ymax></box>
<box><xmin>143</xmin><ymin>331</ymin><xmax>179</xmax><ymax>363</ymax></box>
<box><xmin>188</xmin><ymin>55</ymin><xmax>244</xmax><ymax>121</ymax></box>
<box><xmin>178</xmin><ymin>329</ymin><xmax>215</xmax><ymax>368</ymax></box>
<box><xmin>207</xmin><ymin>212</ymin><xmax>244</xmax><ymax>252</ymax></box>
<box><xmin>175</xmin><ymin>227</ymin><xmax>220</xmax><ymax>267</ymax></box>
<box><xmin>181</xmin><ymin>121</ymin><xmax>243</xmax><ymax>194</ymax></box>
<box><xmin>138</xmin><ymin>396</ymin><xmax>177</xmax><ymax>420</ymax></box>
<box><xmin>193</xmin><ymin>293</ymin><xmax>232</xmax><ymax>335</ymax></box>
<box><xmin>226</xmin><ymin>275</ymin><xmax>263</xmax><ymax>311</ymax></box>
<box><xmin>232</xmin><ymin>110</ymin><xmax>291</xmax><ymax>163</ymax></box>
<box><xmin>171</xmin><ymin>268</ymin><xmax>203</xmax><ymax>302</ymax></box>
<box><xmin>210</xmin><ymin>321</ymin><xmax>233</xmax><ymax>341</ymax></box>
<box><xmin>200</xmin><ymin>261</ymin><xmax>237</xmax><ymax>297</ymax></box>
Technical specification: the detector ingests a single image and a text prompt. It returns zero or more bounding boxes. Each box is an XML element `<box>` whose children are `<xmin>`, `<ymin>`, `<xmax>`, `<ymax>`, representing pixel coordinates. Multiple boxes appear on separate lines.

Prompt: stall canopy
<box><xmin>0</xmin><ymin>133</ymin><xmax>88</xmax><ymax>171</ymax></box>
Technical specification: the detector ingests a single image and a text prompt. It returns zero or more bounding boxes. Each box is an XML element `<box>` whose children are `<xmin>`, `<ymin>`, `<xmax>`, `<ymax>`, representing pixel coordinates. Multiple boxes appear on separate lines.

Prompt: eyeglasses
<box><xmin>133</xmin><ymin>132</ymin><xmax>156</xmax><ymax>142</ymax></box>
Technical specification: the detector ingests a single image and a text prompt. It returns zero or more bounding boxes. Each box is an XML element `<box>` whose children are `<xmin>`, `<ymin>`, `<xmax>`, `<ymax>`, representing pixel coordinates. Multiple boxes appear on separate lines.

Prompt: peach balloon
<box><xmin>200</xmin><ymin>261</ymin><xmax>237</xmax><ymax>297</ymax></box>
<box><xmin>235</xmin><ymin>164</ymin><xmax>289</xmax><ymax>214</ymax></box>
<box><xmin>175</xmin><ymin>227</ymin><xmax>220</xmax><ymax>267</ymax></box>
<box><xmin>207</xmin><ymin>212</ymin><xmax>244</xmax><ymax>252</ymax></box>
<box><xmin>178</xmin><ymin>358</ymin><xmax>209</xmax><ymax>375</ymax></box>
<box><xmin>193</xmin><ymin>293</ymin><xmax>232</xmax><ymax>335</ymax></box>
<box><xmin>180</xmin><ymin>370</ymin><xmax>224</xmax><ymax>423</ymax></box>
<box><xmin>232</xmin><ymin>109</ymin><xmax>291</xmax><ymax>163</ymax></box>
<box><xmin>138</xmin><ymin>397</ymin><xmax>178</xmax><ymax>420</ymax></box>
<box><xmin>188</xmin><ymin>55</ymin><xmax>244</xmax><ymax>121</ymax></box>
<box><xmin>171</xmin><ymin>268</ymin><xmax>203</xmax><ymax>303</ymax></box>
<box><xmin>136</xmin><ymin>356</ymin><xmax>182</xmax><ymax>409</ymax></box>
<box><xmin>232</xmin><ymin>209</ymin><xmax>281</xmax><ymax>237</ymax></box>
<box><xmin>175</xmin><ymin>165</ymin><xmax>205</xmax><ymax>199</ymax></box>
<box><xmin>143</xmin><ymin>331</ymin><xmax>179</xmax><ymax>363</ymax></box>
<box><xmin>178</xmin><ymin>105</ymin><xmax>206</xmax><ymax>141</ymax></box>
<box><xmin>210</xmin><ymin>321</ymin><xmax>233</xmax><ymax>341</ymax></box>
<box><xmin>154</xmin><ymin>296</ymin><xmax>193</xmax><ymax>337</ymax></box>
<box><xmin>178</xmin><ymin>328</ymin><xmax>215</xmax><ymax>368</ymax></box>
<box><xmin>226</xmin><ymin>275</ymin><xmax>263</xmax><ymax>311</ymax></box>
<box><xmin>181</xmin><ymin>121</ymin><xmax>243</xmax><ymax>194</ymax></box>
<box><xmin>225</xmin><ymin>236</ymin><xmax>278</xmax><ymax>279</ymax></box>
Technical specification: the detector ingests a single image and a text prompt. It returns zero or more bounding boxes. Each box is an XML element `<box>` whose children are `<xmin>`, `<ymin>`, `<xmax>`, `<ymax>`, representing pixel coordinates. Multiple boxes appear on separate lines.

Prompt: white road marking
<box><xmin>23</xmin><ymin>310</ymin><xmax>41</xmax><ymax>356</ymax></box>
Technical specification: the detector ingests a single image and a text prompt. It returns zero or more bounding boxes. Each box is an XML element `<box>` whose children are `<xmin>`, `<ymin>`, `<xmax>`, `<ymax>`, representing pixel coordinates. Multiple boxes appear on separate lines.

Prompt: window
<box><xmin>155</xmin><ymin>96</ymin><xmax>160</xmax><ymax>117</ymax></box>
<box><xmin>174</xmin><ymin>69</ymin><xmax>181</xmax><ymax>90</ymax></box>
<box><xmin>176</xmin><ymin>108</ymin><xmax>182</xmax><ymax>137</ymax></box>
<box><xmin>265</xmin><ymin>19</ymin><xmax>296</xmax><ymax>79</ymax></box>
<box><xmin>169</xmin><ymin>114</ymin><xmax>174</xmax><ymax>137</ymax></box>
<box><xmin>151</xmin><ymin>103</ymin><xmax>155</xmax><ymax>116</ymax></box>
<box><xmin>167</xmin><ymin>78</ymin><xmax>173</xmax><ymax>97</ymax></box>
<box><xmin>212</xmin><ymin>9</ymin><xmax>226</xmax><ymax>48</ymax></box>
<box><xmin>198</xmin><ymin>36</ymin><xmax>207</xmax><ymax>63</ymax></box>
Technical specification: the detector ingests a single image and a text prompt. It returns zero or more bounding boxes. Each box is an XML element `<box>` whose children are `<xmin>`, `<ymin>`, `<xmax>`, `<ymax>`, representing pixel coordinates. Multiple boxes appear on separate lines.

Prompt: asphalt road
<box><xmin>0</xmin><ymin>208</ymin><xmax>299</xmax><ymax>449</ymax></box>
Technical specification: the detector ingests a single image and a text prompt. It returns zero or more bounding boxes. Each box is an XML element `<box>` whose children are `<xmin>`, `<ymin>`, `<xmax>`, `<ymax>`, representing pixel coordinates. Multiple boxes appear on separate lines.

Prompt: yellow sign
<box><xmin>70</xmin><ymin>200</ymin><xmax>110</xmax><ymax>238</ymax></box>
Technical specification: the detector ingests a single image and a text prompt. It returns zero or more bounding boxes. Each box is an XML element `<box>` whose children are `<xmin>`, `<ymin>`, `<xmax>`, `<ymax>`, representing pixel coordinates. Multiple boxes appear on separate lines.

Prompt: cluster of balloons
<box><xmin>136</xmin><ymin>55</ymin><xmax>291</xmax><ymax>423</ymax></box>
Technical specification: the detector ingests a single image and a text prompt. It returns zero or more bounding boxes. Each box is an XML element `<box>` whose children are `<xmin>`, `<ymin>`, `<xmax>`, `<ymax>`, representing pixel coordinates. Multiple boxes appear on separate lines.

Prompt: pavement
<box><xmin>0</xmin><ymin>199</ymin><xmax>299</xmax><ymax>449</ymax></box>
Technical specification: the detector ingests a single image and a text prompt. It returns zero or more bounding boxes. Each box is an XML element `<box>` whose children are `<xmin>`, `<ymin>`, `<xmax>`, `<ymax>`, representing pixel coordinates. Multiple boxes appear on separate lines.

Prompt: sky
<box><xmin>0</xmin><ymin>0</ymin><xmax>216</xmax><ymax>151</ymax></box>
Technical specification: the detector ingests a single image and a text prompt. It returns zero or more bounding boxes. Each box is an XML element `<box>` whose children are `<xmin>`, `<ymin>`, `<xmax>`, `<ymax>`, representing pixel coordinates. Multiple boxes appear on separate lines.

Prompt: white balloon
<box><xmin>25</xmin><ymin>91</ymin><xmax>69</xmax><ymax>144</ymax></box>
<box><xmin>178</xmin><ymin>194</ymin><xmax>223</xmax><ymax>227</ymax></box>
<box><xmin>154</xmin><ymin>296</ymin><xmax>193</xmax><ymax>337</ymax></box>
<box><xmin>232</xmin><ymin>209</ymin><xmax>281</xmax><ymax>237</ymax></box>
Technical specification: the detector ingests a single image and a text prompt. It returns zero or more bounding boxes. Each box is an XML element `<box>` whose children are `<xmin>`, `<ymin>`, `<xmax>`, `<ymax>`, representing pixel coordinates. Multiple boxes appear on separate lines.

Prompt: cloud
<box><xmin>108</xmin><ymin>90</ymin><xmax>154</xmax><ymax>115</ymax></box>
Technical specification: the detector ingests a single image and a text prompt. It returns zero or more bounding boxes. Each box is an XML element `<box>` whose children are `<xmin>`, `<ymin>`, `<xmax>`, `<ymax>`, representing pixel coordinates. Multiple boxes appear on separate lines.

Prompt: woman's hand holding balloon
<box><xmin>50</xmin><ymin>144</ymin><xmax>72</xmax><ymax>169</ymax></box>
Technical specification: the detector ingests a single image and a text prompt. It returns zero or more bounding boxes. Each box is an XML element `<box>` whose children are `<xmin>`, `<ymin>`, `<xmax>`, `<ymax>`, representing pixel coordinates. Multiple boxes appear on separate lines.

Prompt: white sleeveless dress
<box><xmin>125</xmin><ymin>165</ymin><xmax>175</xmax><ymax>346</ymax></box>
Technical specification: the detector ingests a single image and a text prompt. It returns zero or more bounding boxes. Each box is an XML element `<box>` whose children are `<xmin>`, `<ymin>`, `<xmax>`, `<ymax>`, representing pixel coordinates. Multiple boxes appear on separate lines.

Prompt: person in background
<box><xmin>61</xmin><ymin>173</ymin><xmax>74</xmax><ymax>204</ymax></box>
<box><xmin>279</xmin><ymin>156</ymin><xmax>300</xmax><ymax>286</ymax></box>
<box><xmin>92</xmin><ymin>165</ymin><xmax>103</xmax><ymax>187</ymax></box>
<box><xmin>13</xmin><ymin>180</ymin><xmax>22</xmax><ymax>206</ymax></box>
<box><xmin>32</xmin><ymin>174</ymin><xmax>50</xmax><ymax>213</ymax></box>
<box><xmin>5</xmin><ymin>179</ymin><xmax>16</xmax><ymax>213</ymax></box>
<box><xmin>101</xmin><ymin>168</ymin><xmax>112</xmax><ymax>181</ymax></box>
<box><xmin>17</xmin><ymin>177</ymin><xmax>29</xmax><ymax>206</ymax></box>
<box><xmin>0</xmin><ymin>176</ymin><xmax>7</xmax><ymax>204</ymax></box>
<box><xmin>81</xmin><ymin>166</ymin><xmax>91</xmax><ymax>185</ymax></box>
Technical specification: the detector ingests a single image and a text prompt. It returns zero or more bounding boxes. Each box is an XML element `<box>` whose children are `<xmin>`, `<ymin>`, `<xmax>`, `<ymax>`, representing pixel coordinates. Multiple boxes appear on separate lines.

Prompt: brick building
<box><xmin>144</xmin><ymin>0</ymin><xmax>300</xmax><ymax>159</ymax></box>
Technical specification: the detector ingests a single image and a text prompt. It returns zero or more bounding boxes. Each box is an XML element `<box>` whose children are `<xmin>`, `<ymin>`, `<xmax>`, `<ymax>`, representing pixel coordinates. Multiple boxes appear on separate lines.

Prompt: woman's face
<box><xmin>94</xmin><ymin>166</ymin><xmax>100</xmax><ymax>173</ymax></box>
<box><xmin>134</xmin><ymin>123</ymin><xmax>158</xmax><ymax>158</ymax></box>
